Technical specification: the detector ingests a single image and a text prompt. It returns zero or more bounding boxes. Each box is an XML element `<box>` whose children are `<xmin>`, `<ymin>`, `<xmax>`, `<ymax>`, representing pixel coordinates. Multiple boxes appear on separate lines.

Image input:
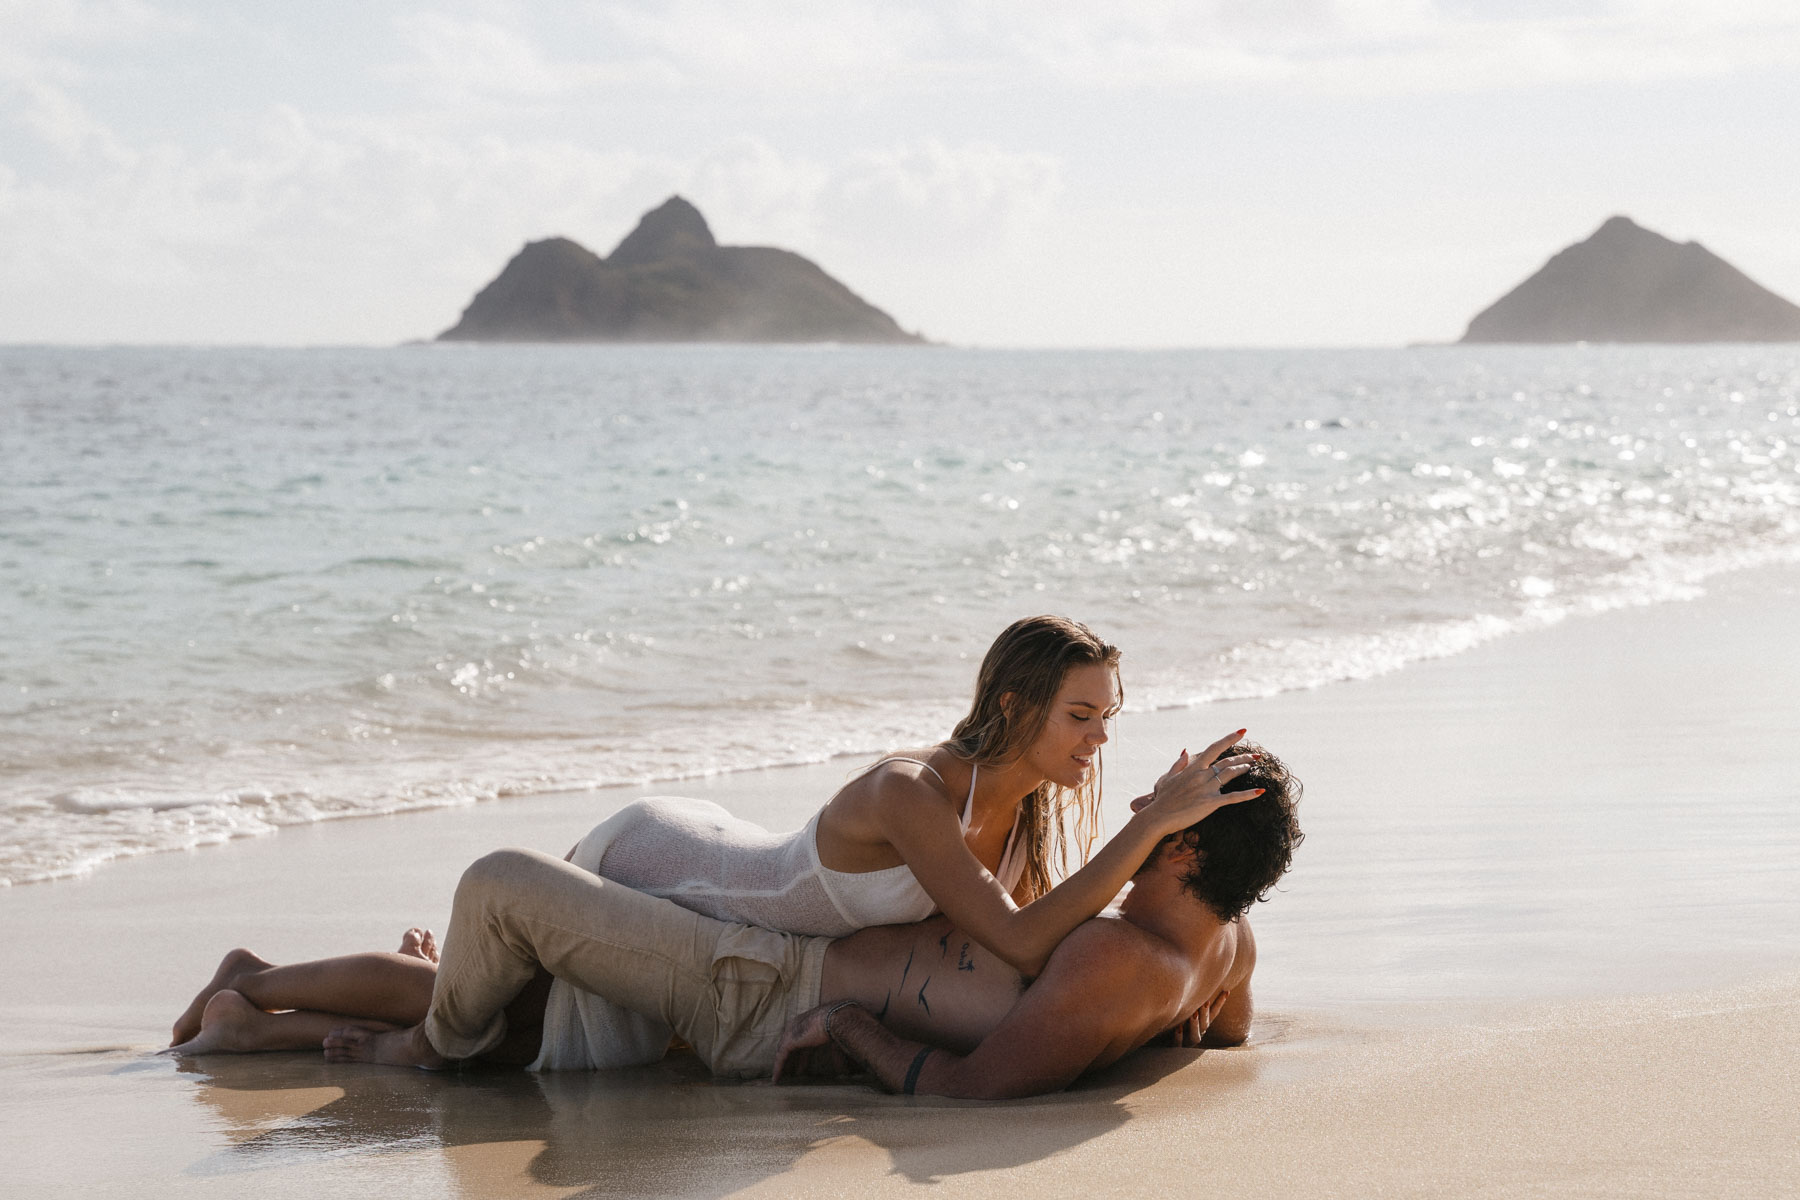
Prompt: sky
<box><xmin>4</xmin><ymin>0</ymin><xmax>1799</xmax><ymax>347</ymax></box>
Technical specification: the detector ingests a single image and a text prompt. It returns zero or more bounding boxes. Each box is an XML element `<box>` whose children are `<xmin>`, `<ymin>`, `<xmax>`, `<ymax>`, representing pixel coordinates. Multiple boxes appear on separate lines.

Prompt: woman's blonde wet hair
<box><xmin>945</xmin><ymin>615</ymin><xmax>1121</xmax><ymax>902</ymax></box>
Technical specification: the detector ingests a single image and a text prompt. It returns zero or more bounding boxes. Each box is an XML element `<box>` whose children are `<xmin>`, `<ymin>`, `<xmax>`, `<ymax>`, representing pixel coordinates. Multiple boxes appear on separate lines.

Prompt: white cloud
<box><xmin>623</xmin><ymin>1</ymin><xmax>1800</xmax><ymax>95</ymax></box>
<box><xmin>2</xmin><ymin>2</ymin><xmax>1797</xmax><ymax>345</ymax></box>
<box><xmin>0</xmin><ymin>86</ymin><xmax>1060</xmax><ymax>343</ymax></box>
<box><xmin>387</xmin><ymin>10</ymin><xmax>679</xmax><ymax>100</ymax></box>
<box><xmin>955</xmin><ymin>0</ymin><xmax>1800</xmax><ymax>93</ymax></box>
<box><xmin>0</xmin><ymin>0</ymin><xmax>178</xmax><ymax>161</ymax></box>
<box><xmin>0</xmin><ymin>105</ymin><xmax>652</xmax><ymax>339</ymax></box>
<box><xmin>0</xmin><ymin>0</ymin><xmax>175</xmax><ymax>43</ymax></box>
<box><xmin>2</xmin><ymin>73</ymin><xmax>120</xmax><ymax>159</ymax></box>
<box><xmin>823</xmin><ymin>140</ymin><xmax>1062</xmax><ymax>251</ymax></box>
<box><xmin>594</xmin><ymin>0</ymin><xmax>941</xmax><ymax>91</ymax></box>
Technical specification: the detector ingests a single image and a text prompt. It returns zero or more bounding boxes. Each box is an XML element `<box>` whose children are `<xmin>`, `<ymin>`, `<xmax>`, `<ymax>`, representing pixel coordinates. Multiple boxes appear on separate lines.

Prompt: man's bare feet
<box><xmin>170</xmin><ymin>948</ymin><xmax>272</xmax><ymax>1047</ymax></box>
<box><xmin>324</xmin><ymin>1022</ymin><xmax>451</xmax><ymax>1070</ymax></box>
<box><xmin>396</xmin><ymin>927</ymin><xmax>439</xmax><ymax>963</ymax></box>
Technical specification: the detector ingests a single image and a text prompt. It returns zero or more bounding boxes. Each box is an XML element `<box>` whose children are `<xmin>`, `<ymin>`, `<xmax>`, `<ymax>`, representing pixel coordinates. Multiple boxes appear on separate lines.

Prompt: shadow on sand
<box><xmin>172</xmin><ymin>1047</ymin><xmax>1231</xmax><ymax>1193</ymax></box>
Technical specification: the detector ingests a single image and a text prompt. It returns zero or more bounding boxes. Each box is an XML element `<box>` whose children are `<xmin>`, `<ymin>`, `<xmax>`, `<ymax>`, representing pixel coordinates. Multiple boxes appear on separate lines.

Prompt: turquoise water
<box><xmin>3</xmin><ymin>344</ymin><xmax>1798</xmax><ymax>884</ymax></box>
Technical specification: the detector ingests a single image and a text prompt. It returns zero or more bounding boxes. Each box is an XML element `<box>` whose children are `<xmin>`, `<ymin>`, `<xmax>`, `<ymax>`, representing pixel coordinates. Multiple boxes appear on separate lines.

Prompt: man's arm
<box><xmin>1199</xmin><ymin>979</ymin><xmax>1252</xmax><ymax>1047</ymax></box>
<box><xmin>776</xmin><ymin>924</ymin><xmax>1170</xmax><ymax>1099</ymax></box>
<box><xmin>772</xmin><ymin>1004</ymin><xmax>941</xmax><ymax>1092</ymax></box>
<box><xmin>1200</xmin><ymin>918</ymin><xmax>1256</xmax><ymax>1047</ymax></box>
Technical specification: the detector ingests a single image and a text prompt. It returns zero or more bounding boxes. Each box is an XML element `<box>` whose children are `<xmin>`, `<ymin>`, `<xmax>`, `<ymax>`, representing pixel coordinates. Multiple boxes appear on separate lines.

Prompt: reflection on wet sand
<box><xmin>176</xmin><ymin>1046</ymin><xmax>1227</xmax><ymax>1195</ymax></box>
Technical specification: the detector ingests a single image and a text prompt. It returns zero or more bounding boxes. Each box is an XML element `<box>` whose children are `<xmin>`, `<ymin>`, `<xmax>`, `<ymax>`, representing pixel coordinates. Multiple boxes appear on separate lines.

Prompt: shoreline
<box><xmin>3</xmin><ymin>561</ymin><xmax>1798</xmax><ymax>1195</ymax></box>
<box><xmin>14</xmin><ymin>537</ymin><xmax>1798</xmax><ymax>894</ymax></box>
<box><xmin>7</xmin><ymin>561</ymin><xmax>1799</xmax><ymax>1015</ymax></box>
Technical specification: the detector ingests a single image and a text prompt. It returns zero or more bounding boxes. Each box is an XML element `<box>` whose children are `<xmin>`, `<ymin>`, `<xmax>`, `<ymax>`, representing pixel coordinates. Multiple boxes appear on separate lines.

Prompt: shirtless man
<box><xmin>767</xmin><ymin>838</ymin><xmax>1261</xmax><ymax>1097</ymax></box>
<box><xmin>308</xmin><ymin>752</ymin><xmax>1301</xmax><ymax>1099</ymax></box>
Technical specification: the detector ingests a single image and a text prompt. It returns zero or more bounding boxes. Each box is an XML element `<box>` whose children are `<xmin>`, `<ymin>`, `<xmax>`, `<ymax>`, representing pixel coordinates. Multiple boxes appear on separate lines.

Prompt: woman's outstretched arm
<box><xmin>874</xmin><ymin>731</ymin><xmax>1260</xmax><ymax>977</ymax></box>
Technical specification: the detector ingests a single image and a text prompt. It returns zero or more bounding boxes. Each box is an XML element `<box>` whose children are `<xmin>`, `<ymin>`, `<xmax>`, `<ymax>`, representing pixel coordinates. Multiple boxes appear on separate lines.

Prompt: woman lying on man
<box><xmin>170</xmin><ymin>615</ymin><xmax>1261</xmax><ymax>1058</ymax></box>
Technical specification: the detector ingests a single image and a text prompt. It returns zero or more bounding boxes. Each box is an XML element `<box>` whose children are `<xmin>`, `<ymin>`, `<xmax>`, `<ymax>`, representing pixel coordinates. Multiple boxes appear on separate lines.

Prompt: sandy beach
<box><xmin>4</xmin><ymin>565</ymin><xmax>1799</xmax><ymax>1198</ymax></box>
<box><xmin>13</xmin><ymin>2</ymin><xmax>1800</xmax><ymax>1194</ymax></box>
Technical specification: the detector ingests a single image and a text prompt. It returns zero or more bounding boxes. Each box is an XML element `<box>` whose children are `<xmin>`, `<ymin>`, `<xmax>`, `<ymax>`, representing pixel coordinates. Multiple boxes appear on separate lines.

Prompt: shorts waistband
<box><xmin>784</xmin><ymin>935</ymin><xmax>830</xmax><ymax>1024</ymax></box>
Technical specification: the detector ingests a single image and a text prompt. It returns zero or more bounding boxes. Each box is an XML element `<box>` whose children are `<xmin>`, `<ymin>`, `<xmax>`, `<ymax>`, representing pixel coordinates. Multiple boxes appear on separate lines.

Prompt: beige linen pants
<box><xmin>425</xmin><ymin>847</ymin><xmax>828</xmax><ymax>1079</ymax></box>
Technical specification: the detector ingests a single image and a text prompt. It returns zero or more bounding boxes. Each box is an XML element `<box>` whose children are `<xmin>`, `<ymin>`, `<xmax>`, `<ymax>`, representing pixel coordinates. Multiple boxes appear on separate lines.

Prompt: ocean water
<box><xmin>3</xmin><ymin>344</ymin><xmax>1798</xmax><ymax>886</ymax></box>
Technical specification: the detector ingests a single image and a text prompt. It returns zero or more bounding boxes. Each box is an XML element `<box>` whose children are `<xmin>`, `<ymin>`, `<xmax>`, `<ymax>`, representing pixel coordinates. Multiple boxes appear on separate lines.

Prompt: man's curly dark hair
<box><xmin>1163</xmin><ymin>742</ymin><xmax>1303</xmax><ymax>921</ymax></box>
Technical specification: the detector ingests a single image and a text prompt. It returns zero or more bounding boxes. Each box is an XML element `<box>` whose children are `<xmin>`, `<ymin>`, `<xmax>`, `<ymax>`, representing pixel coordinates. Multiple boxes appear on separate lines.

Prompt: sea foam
<box><xmin>3</xmin><ymin>344</ymin><xmax>1797</xmax><ymax>884</ymax></box>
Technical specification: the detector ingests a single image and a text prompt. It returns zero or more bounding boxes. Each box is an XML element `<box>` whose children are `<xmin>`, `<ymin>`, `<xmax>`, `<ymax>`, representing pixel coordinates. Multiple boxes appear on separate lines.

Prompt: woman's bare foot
<box><xmin>396</xmin><ymin>927</ymin><xmax>439</xmax><ymax>963</ymax></box>
<box><xmin>166</xmin><ymin>991</ymin><xmax>262</xmax><ymax>1055</ymax></box>
<box><xmin>170</xmin><ymin>948</ymin><xmax>272</xmax><ymax>1047</ymax></box>
<box><xmin>323</xmin><ymin>1022</ymin><xmax>451</xmax><ymax>1070</ymax></box>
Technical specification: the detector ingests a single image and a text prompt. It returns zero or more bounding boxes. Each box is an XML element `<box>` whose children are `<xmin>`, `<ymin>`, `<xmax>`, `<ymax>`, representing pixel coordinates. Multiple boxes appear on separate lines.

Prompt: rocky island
<box><xmin>1461</xmin><ymin>215</ymin><xmax>1800</xmax><ymax>343</ymax></box>
<box><xmin>438</xmin><ymin>196</ymin><xmax>924</xmax><ymax>344</ymax></box>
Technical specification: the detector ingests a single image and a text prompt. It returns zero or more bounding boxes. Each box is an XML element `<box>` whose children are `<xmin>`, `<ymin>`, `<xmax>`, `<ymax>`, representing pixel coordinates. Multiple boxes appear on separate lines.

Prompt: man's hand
<box><xmin>1154</xmin><ymin>990</ymin><xmax>1231</xmax><ymax>1048</ymax></box>
<box><xmin>772</xmin><ymin>1002</ymin><xmax>853</xmax><ymax>1083</ymax></box>
<box><xmin>774</xmin><ymin>1001</ymin><xmax>952</xmax><ymax>1094</ymax></box>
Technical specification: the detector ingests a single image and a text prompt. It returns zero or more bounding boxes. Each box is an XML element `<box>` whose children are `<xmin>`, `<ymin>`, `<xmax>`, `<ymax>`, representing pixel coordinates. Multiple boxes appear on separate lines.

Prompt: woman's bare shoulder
<box><xmin>834</xmin><ymin>747</ymin><xmax>962</xmax><ymax>814</ymax></box>
<box><xmin>818</xmin><ymin>747</ymin><xmax>965</xmax><ymax>865</ymax></box>
<box><xmin>878</xmin><ymin>747</ymin><xmax>968</xmax><ymax>793</ymax></box>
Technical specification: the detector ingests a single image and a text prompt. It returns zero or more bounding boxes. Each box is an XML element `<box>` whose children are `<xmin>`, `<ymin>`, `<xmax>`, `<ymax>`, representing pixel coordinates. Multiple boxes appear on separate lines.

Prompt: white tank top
<box><xmin>533</xmin><ymin>758</ymin><xmax>1027</xmax><ymax>1071</ymax></box>
<box><xmin>588</xmin><ymin>757</ymin><xmax>1026</xmax><ymax>937</ymax></box>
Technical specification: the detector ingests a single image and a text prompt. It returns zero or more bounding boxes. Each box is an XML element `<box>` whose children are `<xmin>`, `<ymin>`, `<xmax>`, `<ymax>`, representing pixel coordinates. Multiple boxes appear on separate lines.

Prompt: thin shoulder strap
<box><xmin>865</xmin><ymin>756</ymin><xmax>947</xmax><ymax>788</ymax></box>
<box><xmin>994</xmin><ymin>809</ymin><xmax>1025</xmax><ymax>893</ymax></box>
<box><xmin>862</xmin><ymin>756</ymin><xmax>971</xmax><ymax>831</ymax></box>
<box><xmin>953</xmin><ymin>763</ymin><xmax>1023</xmax><ymax>885</ymax></box>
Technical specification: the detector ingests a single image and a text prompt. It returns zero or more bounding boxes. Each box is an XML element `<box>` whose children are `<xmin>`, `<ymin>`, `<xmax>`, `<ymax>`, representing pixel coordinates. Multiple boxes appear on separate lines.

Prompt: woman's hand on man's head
<box><xmin>1135</xmin><ymin>729</ymin><xmax>1262</xmax><ymax>833</ymax></box>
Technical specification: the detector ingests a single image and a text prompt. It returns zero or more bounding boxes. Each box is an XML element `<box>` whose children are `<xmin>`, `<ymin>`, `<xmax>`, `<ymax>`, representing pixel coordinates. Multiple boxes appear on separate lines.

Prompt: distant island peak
<box><xmin>607</xmin><ymin>195</ymin><xmax>717</xmax><ymax>266</ymax></box>
<box><xmin>1460</xmin><ymin>214</ymin><xmax>1800</xmax><ymax>344</ymax></box>
<box><xmin>437</xmin><ymin>196</ymin><xmax>924</xmax><ymax>344</ymax></box>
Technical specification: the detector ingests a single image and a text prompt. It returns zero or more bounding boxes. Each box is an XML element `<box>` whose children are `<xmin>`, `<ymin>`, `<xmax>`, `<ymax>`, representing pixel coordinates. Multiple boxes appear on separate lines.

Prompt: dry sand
<box><xmin>3</xmin><ymin>566</ymin><xmax>1798</xmax><ymax>1197</ymax></box>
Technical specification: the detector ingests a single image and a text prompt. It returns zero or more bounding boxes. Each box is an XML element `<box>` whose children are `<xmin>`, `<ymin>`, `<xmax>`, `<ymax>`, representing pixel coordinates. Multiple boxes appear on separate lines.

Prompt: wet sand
<box><xmin>3</xmin><ymin>565</ymin><xmax>1798</xmax><ymax>1197</ymax></box>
